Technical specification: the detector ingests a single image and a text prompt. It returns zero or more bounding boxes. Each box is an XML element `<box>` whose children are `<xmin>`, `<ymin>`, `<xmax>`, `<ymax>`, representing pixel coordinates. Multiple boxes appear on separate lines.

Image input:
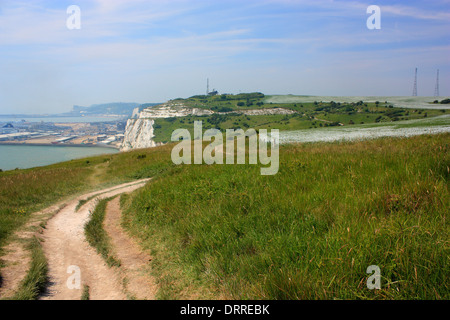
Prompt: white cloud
<box><xmin>382</xmin><ymin>4</ymin><xmax>450</xmax><ymax>21</ymax></box>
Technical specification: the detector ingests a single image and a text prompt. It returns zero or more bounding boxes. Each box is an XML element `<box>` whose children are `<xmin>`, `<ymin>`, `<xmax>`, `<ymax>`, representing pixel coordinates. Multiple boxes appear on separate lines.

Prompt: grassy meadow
<box><xmin>120</xmin><ymin>133</ymin><xmax>449</xmax><ymax>300</ymax></box>
<box><xmin>0</xmin><ymin>130</ymin><xmax>448</xmax><ymax>300</ymax></box>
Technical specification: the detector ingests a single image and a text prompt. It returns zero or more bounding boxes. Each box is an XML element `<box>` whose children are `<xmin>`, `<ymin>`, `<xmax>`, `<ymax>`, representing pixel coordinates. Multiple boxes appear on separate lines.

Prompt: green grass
<box><xmin>7</xmin><ymin>237</ymin><xmax>48</xmax><ymax>300</ymax></box>
<box><xmin>75</xmin><ymin>199</ymin><xmax>89</xmax><ymax>212</ymax></box>
<box><xmin>81</xmin><ymin>285</ymin><xmax>90</xmax><ymax>300</ymax></box>
<box><xmin>75</xmin><ymin>195</ymin><xmax>98</xmax><ymax>212</ymax></box>
<box><xmin>84</xmin><ymin>197</ymin><xmax>121</xmax><ymax>268</ymax></box>
<box><xmin>121</xmin><ymin>133</ymin><xmax>449</xmax><ymax>300</ymax></box>
<box><xmin>178</xmin><ymin>92</ymin><xmax>267</xmax><ymax>111</ymax></box>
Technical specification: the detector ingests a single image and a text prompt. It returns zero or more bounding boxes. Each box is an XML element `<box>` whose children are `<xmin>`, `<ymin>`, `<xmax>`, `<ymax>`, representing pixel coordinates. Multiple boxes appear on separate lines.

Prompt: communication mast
<box><xmin>412</xmin><ymin>68</ymin><xmax>418</xmax><ymax>96</ymax></box>
<box><xmin>434</xmin><ymin>69</ymin><xmax>440</xmax><ymax>97</ymax></box>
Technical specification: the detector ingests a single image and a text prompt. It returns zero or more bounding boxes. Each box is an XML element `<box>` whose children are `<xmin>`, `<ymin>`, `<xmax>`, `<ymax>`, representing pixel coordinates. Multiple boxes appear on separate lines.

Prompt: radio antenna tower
<box><xmin>412</xmin><ymin>68</ymin><xmax>418</xmax><ymax>96</ymax></box>
<box><xmin>434</xmin><ymin>69</ymin><xmax>440</xmax><ymax>97</ymax></box>
<box><xmin>206</xmin><ymin>78</ymin><xmax>209</xmax><ymax>95</ymax></box>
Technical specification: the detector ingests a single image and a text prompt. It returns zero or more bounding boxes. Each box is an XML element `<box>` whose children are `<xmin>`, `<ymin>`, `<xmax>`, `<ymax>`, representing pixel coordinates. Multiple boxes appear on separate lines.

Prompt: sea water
<box><xmin>0</xmin><ymin>145</ymin><xmax>118</xmax><ymax>171</ymax></box>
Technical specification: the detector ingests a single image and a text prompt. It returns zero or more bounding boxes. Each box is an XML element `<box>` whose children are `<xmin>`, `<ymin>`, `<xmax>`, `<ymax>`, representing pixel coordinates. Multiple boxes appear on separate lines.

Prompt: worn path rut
<box><xmin>36</xmin><ymin>179</ymin><xmax>154</xmax><ymax>300</ymax></box>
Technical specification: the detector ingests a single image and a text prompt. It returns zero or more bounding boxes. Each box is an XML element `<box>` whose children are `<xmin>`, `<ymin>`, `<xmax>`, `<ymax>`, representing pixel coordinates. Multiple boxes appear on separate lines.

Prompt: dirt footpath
<box><xmin>103</xmin><ymin>197</ymin><xmax>157</xmax><ymax>300</ymax></box>
<box><xmin>39</xmin><ymin>179</ymin><xmax>154</xmax><ymax>300</ymax></box>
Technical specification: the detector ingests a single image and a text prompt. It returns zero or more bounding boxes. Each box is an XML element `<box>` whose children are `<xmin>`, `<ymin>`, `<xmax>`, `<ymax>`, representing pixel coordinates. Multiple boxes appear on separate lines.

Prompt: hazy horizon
<box><xmin>2</xmin><ymin>95</ymin><xmax>450</xmax><ymax>116</ymax></box>
<box><xmin>1</xmin><ymin>0</ymin><xmax>449</xmax><ymax>115</ymax></box>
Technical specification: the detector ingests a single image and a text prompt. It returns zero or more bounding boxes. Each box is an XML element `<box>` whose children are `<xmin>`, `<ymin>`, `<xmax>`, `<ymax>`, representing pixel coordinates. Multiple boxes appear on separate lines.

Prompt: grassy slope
<box><xmin>121</xmin><ymin>133</ymin><xmax>449</xmax><ymax>300</ymax></box>
<box><xmin>0</xmin><ymin>161</ymin><xmax>94</xmax><ymax>252</ymax></box>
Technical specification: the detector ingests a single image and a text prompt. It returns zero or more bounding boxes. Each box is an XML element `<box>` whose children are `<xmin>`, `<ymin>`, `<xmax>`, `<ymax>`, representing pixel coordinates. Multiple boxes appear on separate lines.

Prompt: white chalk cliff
<box><xmin>121</xmin><ymin>118</ymin><xmax>158</xmax><ymax>151</ymax></box>
<box><xmin>121</xmin><ymin>103</ymin><xmax>214</xmax><ymax>151</ymax></box>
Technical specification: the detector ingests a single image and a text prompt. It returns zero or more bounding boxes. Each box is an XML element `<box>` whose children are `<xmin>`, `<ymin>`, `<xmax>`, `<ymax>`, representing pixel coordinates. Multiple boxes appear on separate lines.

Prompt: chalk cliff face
<box><xmin>121</xmin><ymin>118</ymin><xmax>158</xmax><ymax>151</ymax></box>
<box><xmin>121</xmin><ymin>103</ymin><xmax>214</xmax><ymax>151</ymax></box>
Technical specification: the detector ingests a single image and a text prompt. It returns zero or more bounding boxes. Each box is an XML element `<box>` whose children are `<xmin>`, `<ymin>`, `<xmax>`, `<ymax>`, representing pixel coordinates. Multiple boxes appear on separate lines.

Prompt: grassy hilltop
<box><xmin>1</xmin><ymin>132</ymin><xmax>448</xmax><ymax>300</ymax></box>
<box><xmin>151</xmin><ymin>93</ymin><xmax>448</xmax><ymax>143</ymax></box>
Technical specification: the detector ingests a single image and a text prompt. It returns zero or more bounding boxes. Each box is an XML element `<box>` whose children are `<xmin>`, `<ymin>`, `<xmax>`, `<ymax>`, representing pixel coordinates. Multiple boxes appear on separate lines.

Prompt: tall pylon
<box><xmin>206</xmin><ymin>78</ymin><xmax>209</xmax><ymax>95</ymax></box>
<box><xmin>434</xmin><ymin>69</ymin><xmax>440</xmax><ymax>97</ymax></box>
<box><xmin>412</xmin><ymin>68</ymin><xmax>418</xmax><ymax>96</ymax></box>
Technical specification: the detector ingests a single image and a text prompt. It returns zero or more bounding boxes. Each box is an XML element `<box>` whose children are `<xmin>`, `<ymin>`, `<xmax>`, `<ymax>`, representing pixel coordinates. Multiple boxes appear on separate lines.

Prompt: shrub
<box><xmin>218</xmin><ymin>106</ymin><xmax>233</xmax><ymax>113</ymax></box>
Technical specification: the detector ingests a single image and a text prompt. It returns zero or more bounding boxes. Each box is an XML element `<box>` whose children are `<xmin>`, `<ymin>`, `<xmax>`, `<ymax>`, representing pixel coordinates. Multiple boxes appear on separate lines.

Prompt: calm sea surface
<box><xmin>0</xmin><ymin>145</ymin><xmax>118</xmax><ymax>171</ymax></box>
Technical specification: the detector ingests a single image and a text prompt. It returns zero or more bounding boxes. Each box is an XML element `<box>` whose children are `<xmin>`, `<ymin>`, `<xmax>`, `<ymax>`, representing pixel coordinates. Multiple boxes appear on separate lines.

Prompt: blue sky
<box><xmin>0</xmin><ymin>0</ymin><xmax>449</xmax><ymax>114</ymax></box>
